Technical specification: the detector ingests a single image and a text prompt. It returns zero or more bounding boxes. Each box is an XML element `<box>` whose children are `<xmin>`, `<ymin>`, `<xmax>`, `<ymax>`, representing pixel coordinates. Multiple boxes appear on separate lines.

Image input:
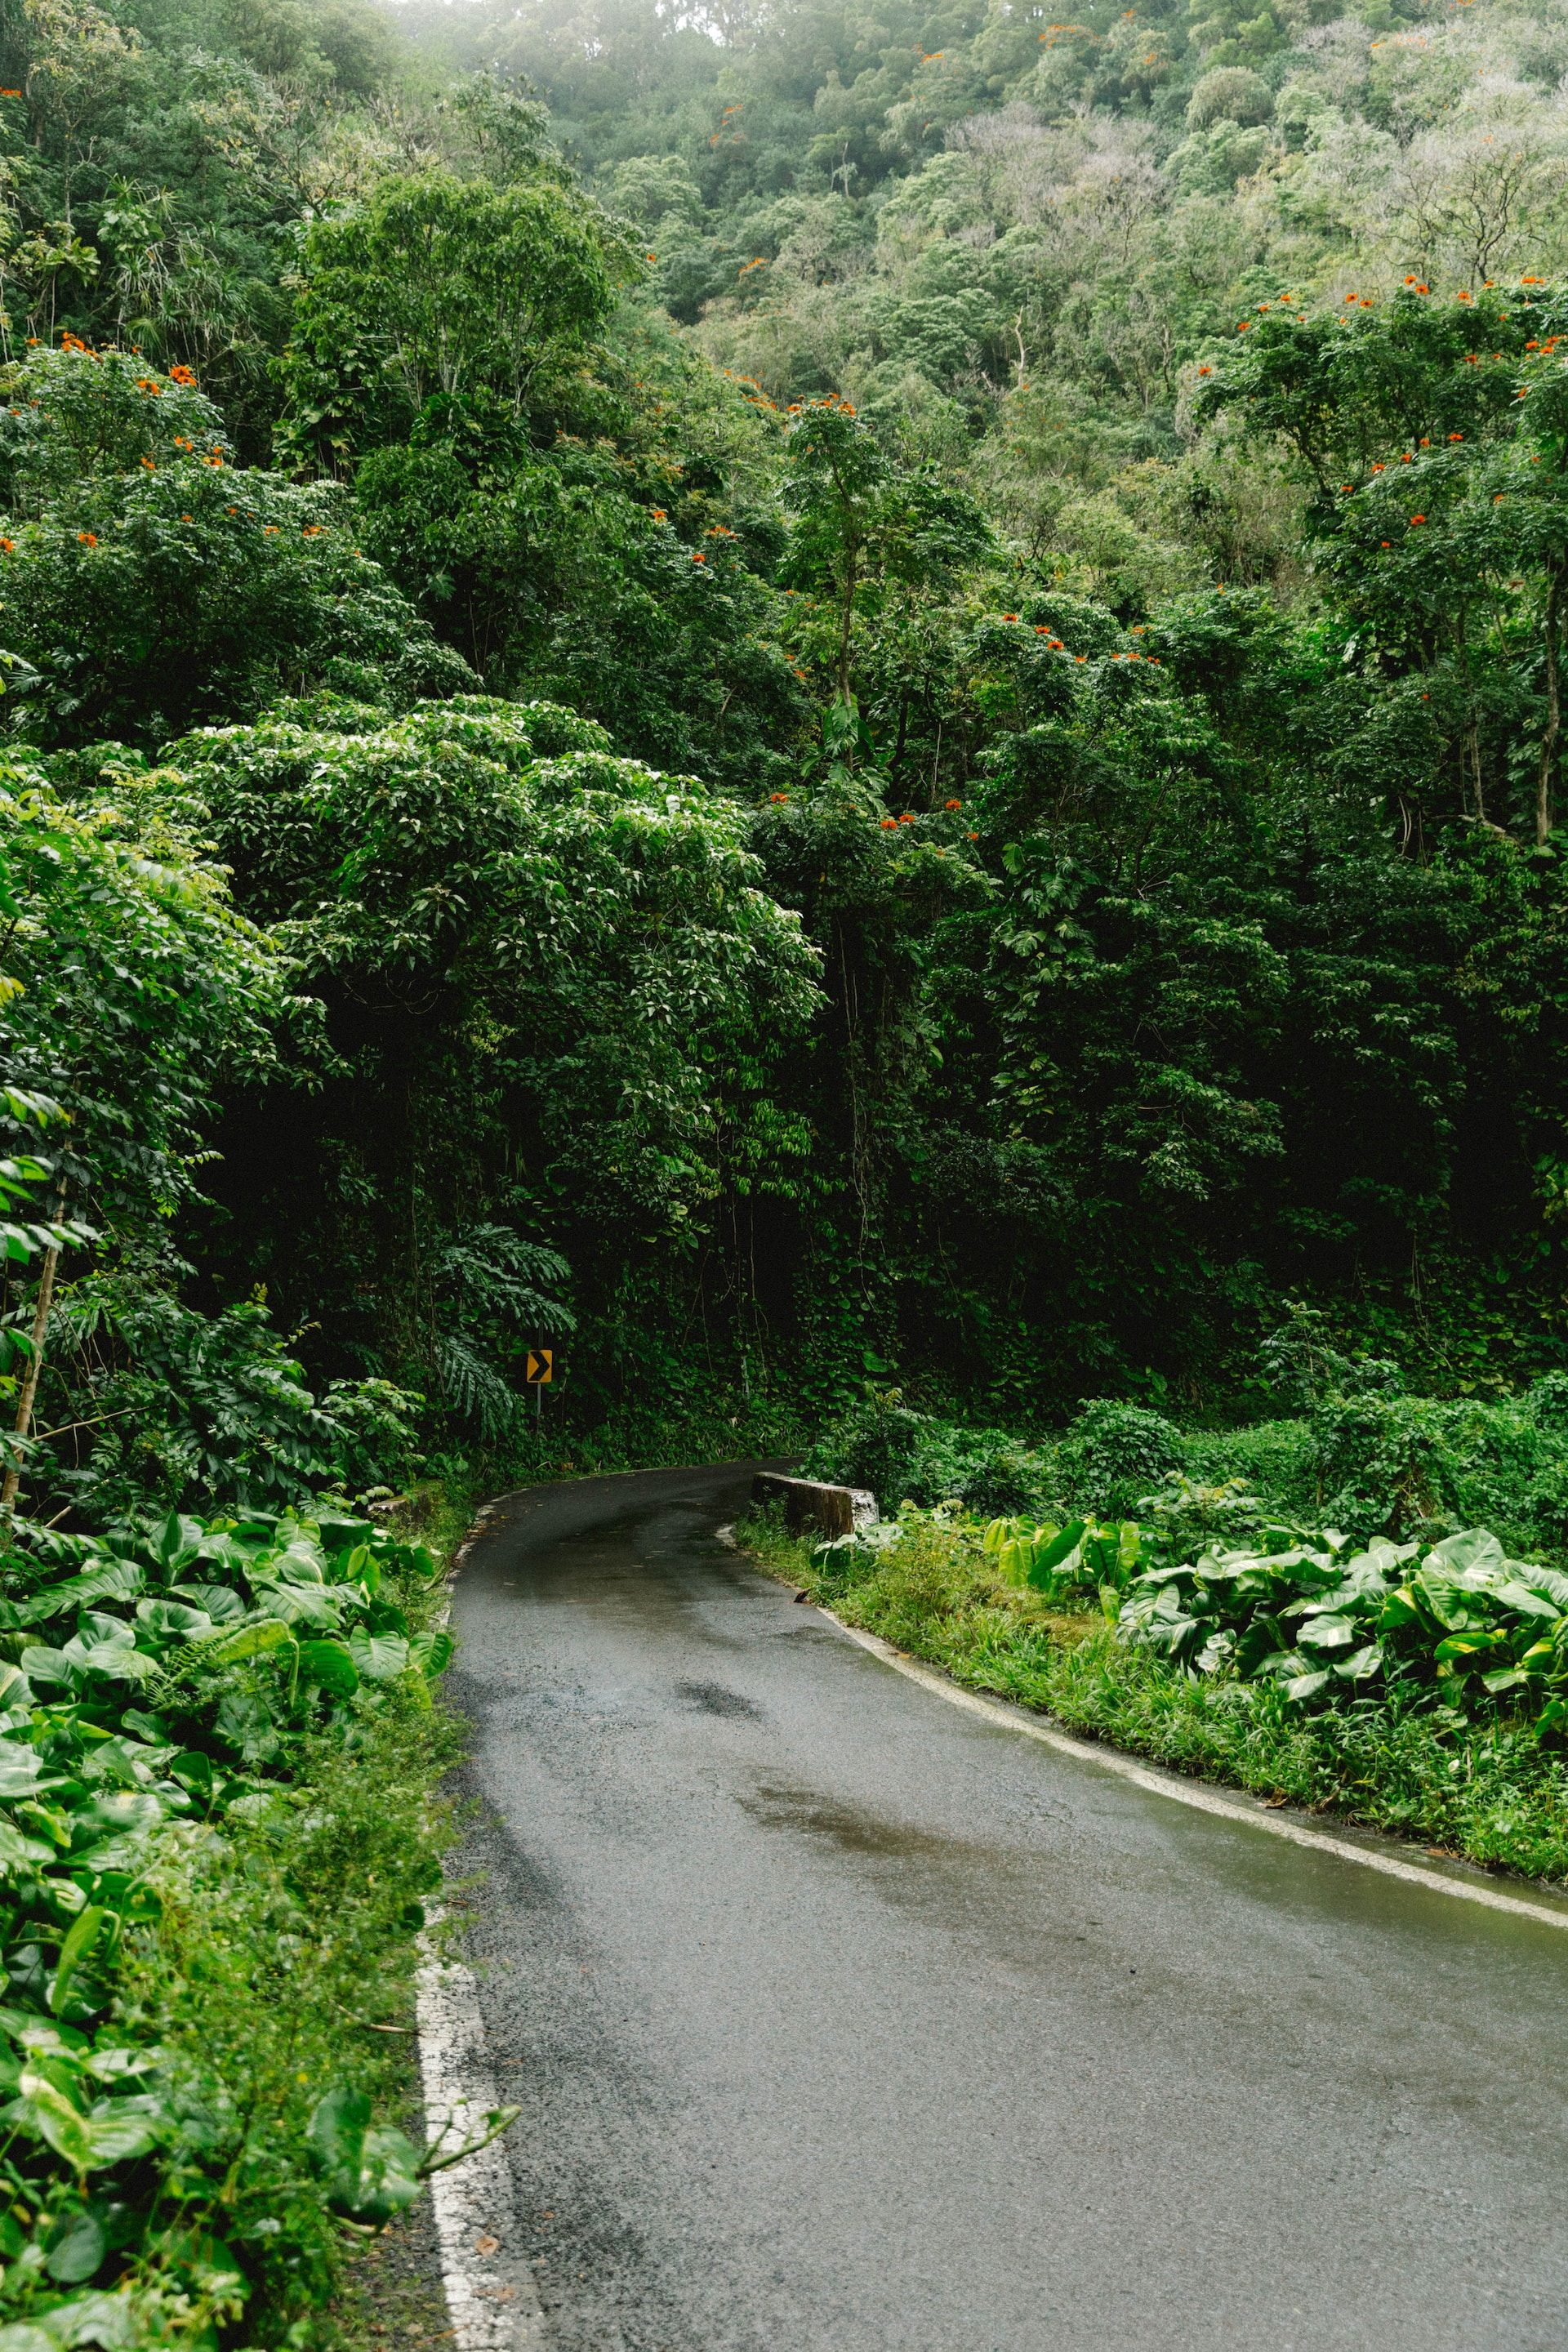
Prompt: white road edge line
<box><xmin>416</xmin><ymin>1505</ymin><xmax>549</xmax><ymax>2350</ymax></box>
<box><xmin>819</xmin><ymin>1608</ymin><xmax>1568</xmax><ymax>1934</ymax></box>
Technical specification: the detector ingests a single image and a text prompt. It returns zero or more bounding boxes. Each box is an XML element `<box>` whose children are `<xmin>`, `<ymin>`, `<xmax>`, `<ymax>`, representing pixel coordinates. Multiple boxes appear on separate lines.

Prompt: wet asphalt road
<box><xmin>450</xmin><ymin>1462</ymin><xmax>1568</xmax><ymax>2352</ymax></box>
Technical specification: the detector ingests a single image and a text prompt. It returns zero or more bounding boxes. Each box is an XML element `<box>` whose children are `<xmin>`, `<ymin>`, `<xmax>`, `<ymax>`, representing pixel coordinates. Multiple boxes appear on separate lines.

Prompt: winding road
<box><xmin>446</xmin><ymin>1461</ymin><xmax>1568</xmax><ymax>2352</ymax></box>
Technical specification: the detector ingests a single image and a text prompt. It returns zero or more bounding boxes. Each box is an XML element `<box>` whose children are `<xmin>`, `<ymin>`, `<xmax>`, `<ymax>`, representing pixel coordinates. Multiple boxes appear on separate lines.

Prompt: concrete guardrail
<box><xmin>751</xmin><ymin>1471</ymin><xmax>877</xmax><ymax>1539</ymax></box>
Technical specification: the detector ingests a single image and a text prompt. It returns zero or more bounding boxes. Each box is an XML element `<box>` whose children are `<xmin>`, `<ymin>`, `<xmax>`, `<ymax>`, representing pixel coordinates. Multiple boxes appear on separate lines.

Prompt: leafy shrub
<box><xmin>0</xmin><ymin>1499</ymin><xmax>464</xmax><ymax>2340</ymax></box>
<box><xmin>34</xmin><ymin>1276</ymin><xmax>425</xmax><ymax>1527</ymax></box>
<box><xmin>802</xmin><ymin>1391</ymin><xmax>1055</xmax><ymax>1515</ymax></box>
<box><xmin>1055</xmin><ymin>1400</ymin><xmax>1184</xmax><ymax>1518</ymax></box>
<box><xmin>1114</xmin><ymin>1522</ymin><xmax>1568</xmax><ymax>1726</ymax></box>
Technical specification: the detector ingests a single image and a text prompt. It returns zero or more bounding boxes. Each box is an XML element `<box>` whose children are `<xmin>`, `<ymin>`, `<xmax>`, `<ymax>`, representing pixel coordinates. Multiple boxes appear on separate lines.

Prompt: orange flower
<box><xmin>880</xmin><ymin>817</ymin><xmax>898</xmax><ymax>829</ymax></box>
<box><xmin>945</xmin><ymin>798</ymin><xmax>961</xmax><ymax>809</ymax></box>
<box><xmin>1448</xmin><ymin>432</ymin><xmax>1463</xmax><ymax>442</ymax></box>
<box><xmin>181</xmin><ymin>513</ymin><xmax>192</xmax><ymax>522</ymax></box>
<box><xmin>1003</xmin><ymin>612</ymin><xmax>1019</xmax><ymax>621</ymax></box>
<box><xmin>652</xmin><ymin>507</ymin><xmax>666</xmax><ymax>521</ymax></box>
<box><xmin>140</xmin><ymin>456</ymin><xmax>154</xmax><ymax>470</ymax></box>
<box><xmin>0</xmin><ymin>539</ymin><xmax>12</xmax><ymax>554</ymax></box>
<box><xmin>899</xmin><ymin>813</ymin><xmax>916</xmax><ymax>823</ymax></box>
<box><xmin>1197</xmin><ymin>364</ymin><xmax>1211</xmax><ymax>376</ymax></box>
<box><xmin>692</xmin><ymin>550</ymin><xmax>705</xmax><ymax>563</ymax></box>
<box><xmin>1236</xmin><ymin>321</ymin><xmax>1249</xmax><ymax>331</ymax></box>
<box><xmin>967</xmin><ymin>831</ymin><xmax>978</xmax><ymax>840</ymax></box>
<box><xmin>769</xmin><ymin>791</ymin><xmax>789</xmax><ymax>803</ymax></box>
<box><xmin>1380</xmin><ymin>540</ymin><xmax>1391</xmax><ymax>547</ymax></box>
<box><xmin>77</xmin><ymin>531</ymin><xmax>96</xmax><ymax>546</ymax></box>
<box><xmin>1075</xmin><ymin>653</ymin><xmax>1086</xmax><ymax>663</ymax></box>
<box><xmin>169</xmin><ymin>364</ymin><xmax>196</xmax><ymax>385</ymax></box>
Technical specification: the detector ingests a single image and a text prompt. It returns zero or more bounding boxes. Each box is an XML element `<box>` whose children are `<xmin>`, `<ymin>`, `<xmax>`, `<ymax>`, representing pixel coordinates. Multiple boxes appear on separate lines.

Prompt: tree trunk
<box><xmin>837</xmin><ymin>542</ymin><xmax>858</xmax><ymax>702</ymax></box>
<box><xmin>1</xmin><ymin>1234</ymin><xmax>61</xmax><ymax>1514</ymax></box>
<box><xmin>1539</xmin><ymin>568</ymin><xmax>1561</xmax><ymax>849</ymax></box>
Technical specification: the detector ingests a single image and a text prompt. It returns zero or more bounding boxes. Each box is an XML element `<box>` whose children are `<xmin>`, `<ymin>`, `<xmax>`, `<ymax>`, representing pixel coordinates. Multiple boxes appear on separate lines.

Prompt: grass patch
<box><xmin>742</xmin><ymin>1506</ymin><xmax>1568</xmax><ymax>1885</ymax></box>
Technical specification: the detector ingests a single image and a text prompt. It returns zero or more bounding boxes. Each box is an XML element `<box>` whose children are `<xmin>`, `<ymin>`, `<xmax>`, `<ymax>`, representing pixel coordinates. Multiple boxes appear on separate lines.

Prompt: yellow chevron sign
<box><xmin>526</xmin><ymin>1349</ymin><xmax>554</xmax><ymax>1386</ymax></box>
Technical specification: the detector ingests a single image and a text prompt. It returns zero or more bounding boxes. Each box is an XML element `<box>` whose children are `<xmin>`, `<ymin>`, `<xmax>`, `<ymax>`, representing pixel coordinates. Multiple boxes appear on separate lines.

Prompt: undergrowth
<box><xmin>0</xmin><ymin>1483</ymin><xmax>470</xmax><ymax>2351</ymax></box>
<box><xmin>740</xmin><ymin>1507</ymin><xmax>1568</xmax><ymax>1884</ymax></box>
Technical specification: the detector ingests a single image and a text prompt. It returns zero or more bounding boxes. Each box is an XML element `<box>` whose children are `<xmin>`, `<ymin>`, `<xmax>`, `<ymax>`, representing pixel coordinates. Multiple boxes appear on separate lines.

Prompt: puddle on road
<box><xmin>674</xmin><ymin>1679</ymin><xmax>766</xmax><ymax>1721</ymax></box>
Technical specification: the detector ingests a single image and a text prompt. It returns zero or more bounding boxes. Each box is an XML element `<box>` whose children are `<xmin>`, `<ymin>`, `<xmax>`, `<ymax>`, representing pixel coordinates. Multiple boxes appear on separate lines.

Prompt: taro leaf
<box><xmin>42</xmin><ymin>2207</ymin><xmax>106</xmax><ymax>2284</ymax></box>
<box><xmin>268</xmin><ymin>1541</ymin><xmax>327</xmax><ymax>1585</ymax></box>
<box><xmin>309</xmin><ymin>2083</ymin><xmax>422</xmax><ymax>2225</ymax></box>
<box><xmin>339</xmin><ymin>1542</ymin><xmax>381</xmax><ymax>1597</ymax></box>
<box><xmin>0</xmin><ymin>2330</ymin><xmax>56</xmax><ymax>2351</ymax></box>
<box><xmin>252</xmin><ymin>1579</ymin><xmax>341</xmax><ymax>1629</ymax></box>
<box><xmin>1334</xmin><ymin>1643</ymin><xmax>1384</xmax><ymax>1680</ymax></box>
<box><xmin>1511</xmin><ymin>1561</ymin><xmax>1568</xmax><ymax>1610</ymax></box>
<box><xmin>1483</xmin><ymin>1665</ymin><xmax>1533</xmax><ymax>1693</ymax></box>
<box><xmin>1026</xmin><ymin>1519</ymin><xmax>1085</xmax><ymax>1585</ymax></box>
<box><xmin>49</xmin><ymin>1906</ymin><xmax>109</xmax><ymax>2016</ymax></box>
<box><xmin>1284</xmin><ymin>1668</ymin><xmax>1333</xmax><ymax>1701</ymax></box>
<box><xmin>78</xmin><ymin>2096</ymin><xmax>163</xmax><ymax>2167</ymax></box>
<box><xmin>135</xmin><ymin>1600</ymin><xmax>215</xmax><ymax>1638</ymax></box>
<box><xmin>20</xmin><ymin>1646</ymin><xmax>78</xmax><ymax>1686</ymax></box>
<box><xmin>152</xmin><ymin>1513</ymin><xmax>206</xmax><ymax>1575</ymax></box>
<box><xmin>170</xmin><ymin>1582</ymin><xmax>246</xmax><ymax>1624</ymax></box>
<box><xmin>1494</xmin><ymin>1582</ymin><xmax>1562</xmax><ymax>1623</ymax></box>
<box><xmin>169</xmin><ymin>1750</ymin><xmax>215</xmax><ymax>1800</ymax></box>
<box><xmin>0</xmin><ymin>1739</ymin><xmax>43</xmax><ymax>1796</ymax></box>
<box><xmin>298</xmin><ymin>1640</ymin><xmax>359</xmax><ymax>1696</ymax></box>
<box><xmin>1434</xmin><ymin>1629</ymin><xmax>1507</xmax><ymax>1666</ymax></box>
<box><xmin>14</xmin><ymin>2288</ymin><xmax>139</xmax><ymax>2347</ymax></box>
<box><xmin>1294</xmin><ymin>1614</ymin><xmax>1359</xmax><ymax>1651</ymax></box>
<box><xmin>72</xmin><ymin>1644</ymin><xmax>156</xmax><ymax>1684</ymax></box>
<box><xmin>0</xmin><ymin>1817</ymin><xmax>57</xmax><ymax>1869</ymax></box>
<box><xmin>317</xmin><ymin>1517</ymin><xmax>375</xmax><ymax>1552</ymax></box>
<box><xmin>347</xmin><ymin>1631</ymin><xmax>411</xmax><ymax>1682</ymax></box>
<box><xmin>11</xmin><ymin>2069</ymin><xmax>93</xmax><ymax>2171</ymax></box>
<box><xmin>408</xmin><ymin>1630</ymin><xmax>454</xmax><ymax>1678</ymax></box>
<box><xmin>1425</xmin><ymin>1529</ymin><xmax>1506</xmax><ymax>1580</ymax></box>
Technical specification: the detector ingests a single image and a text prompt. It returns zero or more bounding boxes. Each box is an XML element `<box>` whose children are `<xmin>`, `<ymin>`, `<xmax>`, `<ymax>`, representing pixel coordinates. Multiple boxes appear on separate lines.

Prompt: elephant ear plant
<box><xmin>0</xmin><ymin>1503</ymin><xmax>511</xmax><ymax>2345</ymax></box>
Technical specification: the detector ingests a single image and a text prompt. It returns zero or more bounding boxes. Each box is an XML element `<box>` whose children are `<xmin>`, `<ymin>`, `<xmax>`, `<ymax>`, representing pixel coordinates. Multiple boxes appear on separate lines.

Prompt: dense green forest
<box><xmin>2</xmin><ymin>0</ymin><xmax>1568</xmax><ymax>2327</ymax></box>
<box><xmin>1</xmin><ymin>0</ymin><xmax>1567</xmax><ymax>1507</ymax></box>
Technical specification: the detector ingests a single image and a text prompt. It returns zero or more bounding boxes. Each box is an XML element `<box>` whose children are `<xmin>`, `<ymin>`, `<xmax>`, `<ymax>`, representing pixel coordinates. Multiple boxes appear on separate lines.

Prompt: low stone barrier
<box><xmin>751</xmin><ymin>1470</ymin><xmax>877</xmax><ymax>1539</ymax></box>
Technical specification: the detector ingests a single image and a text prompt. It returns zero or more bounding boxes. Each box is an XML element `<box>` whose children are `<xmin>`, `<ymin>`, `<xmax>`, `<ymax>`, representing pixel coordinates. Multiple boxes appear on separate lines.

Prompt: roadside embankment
<box><xmin>739</xmin><ymin>1503</ymin><xmax>1568</xmax><ymax>1884</ymax></box>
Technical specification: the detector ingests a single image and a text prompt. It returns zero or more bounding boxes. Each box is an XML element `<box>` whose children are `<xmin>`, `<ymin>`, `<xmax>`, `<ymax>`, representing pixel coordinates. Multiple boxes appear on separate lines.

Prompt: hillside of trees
<box><xmin>0</xmin><ymin>0</ymin><xmax>1566</xmax><ymax>1501</ymax></box>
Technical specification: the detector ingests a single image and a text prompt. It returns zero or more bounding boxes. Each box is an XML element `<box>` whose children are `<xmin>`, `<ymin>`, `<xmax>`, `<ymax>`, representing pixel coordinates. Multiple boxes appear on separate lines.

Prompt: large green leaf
<box><xmin>299</xmin><ymin>1640</ymin><xmax>359</xmax><ymax>1696</ymax></box>
<box><xmin>308</xmin><ymin>2083</ymin><xmax>422</xmax><ymax>2225</ymax></box>
<box><xmin>348</xmin><ymin>1630</ymin><xmax>412</xmax><ymax>1682</ymax></box>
